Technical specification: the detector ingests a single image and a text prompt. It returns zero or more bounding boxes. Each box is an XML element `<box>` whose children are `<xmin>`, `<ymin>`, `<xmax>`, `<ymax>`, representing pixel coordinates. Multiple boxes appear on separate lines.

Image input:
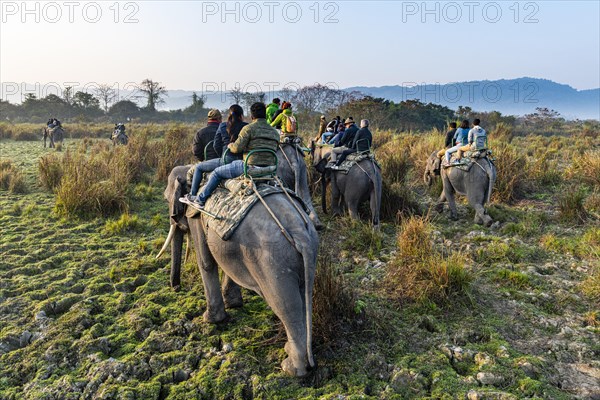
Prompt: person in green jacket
<box><xmin>270</xmin><ymin>102</ymin><xmax>298</xmax><ymax>136</ymax></box>
<box><xmin>266</xmin><ymin>98</ymin><xmax>281</xmax><ymax>124</ymax></box>
<box><xmin>182</xmin><ymin>102</ymin><xmax>280</xmax><ymax>208</ymax></box>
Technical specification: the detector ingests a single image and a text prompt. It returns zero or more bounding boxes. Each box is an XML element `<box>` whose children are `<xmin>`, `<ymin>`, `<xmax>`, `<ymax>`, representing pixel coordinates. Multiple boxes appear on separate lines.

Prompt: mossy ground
<box><xmin>1</xmin><ymin>138</ymin><xmax>599</xmax><ymax>399</ymax></box>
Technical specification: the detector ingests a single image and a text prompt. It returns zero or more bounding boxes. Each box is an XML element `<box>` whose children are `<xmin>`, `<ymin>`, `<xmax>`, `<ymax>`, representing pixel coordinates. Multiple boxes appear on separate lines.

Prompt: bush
<box><xmin>155</xmin><ymin>125</ymin><xmax>195</xmax><ymax>182</ymax></box>
<box><xmin>558</xmin><ymin>186</ymin><xmax>588</xmax><ymax>224</ymax></box>
<box><xmin>0</xmin><ymin>159</ymin><xmax>27</xmax><ymax>194</ymax></box>
<box><xmin>385</xmin><ymin>216</ymin><xmax>473</xmax><ymax>303</ymax></box>
<box><xmin>54</xmin><ymin>149</ymin><xmax>129</xmax><ymax>218</ymax></box>
<box><xmin>566</xmin><ymin>150</ymin><xmax>600</xmax><ymax>187</ymax></box>
<box><xmin>491</xmin><ymin>142</ymin><xmax>529</xmax><ymax>203</ymax></box>
<box><xmin>38</xmin><ymin>154</ymin><xmax>64</xmax><ymax>191</ymax></box>
<box><xmin>312</xmin><ymin>255</ymin><xmax>362</xmax><ymax>345</ymax></box>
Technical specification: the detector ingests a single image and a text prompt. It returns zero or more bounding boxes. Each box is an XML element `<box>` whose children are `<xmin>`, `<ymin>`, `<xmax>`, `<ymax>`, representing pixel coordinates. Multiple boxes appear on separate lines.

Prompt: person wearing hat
<box><xmin>332</xmin><ymin>119</ymin><xmax>372</xmax><ymax>167</ymax></box>
<box><xmin>329</xmin><ymin>118</ymin><xmax>358</xmax><ymax>163</ymax></box>
<box><xmin>193</xmin><ymin>109</ymin><xmax>222</xmax><ymax>161</ymax></box>
<box><xmin>316</xmin><ymin>115</ymin><xmax>328</xmax><ymax>141</ymax></box>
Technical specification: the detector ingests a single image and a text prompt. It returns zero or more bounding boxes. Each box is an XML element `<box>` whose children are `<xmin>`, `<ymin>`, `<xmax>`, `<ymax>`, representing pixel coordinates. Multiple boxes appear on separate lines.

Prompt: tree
<box><xmin>228</xmin><ymin>87</ymin><xmax>244</xmax><ymax>105</ymax></box>
<box><xmin>292</xmin><ymin>84</ymin><xmax>343</xmax><ymax>115</ymax></box>
<box><xmin>241</xmin><ymin>91</ymin><xmax>266</xmax><ymax>114</ymax></box>
<box><xmin>63</xmin><ymin>86</ymin><xmax>74</xmax><ymax>105</ymax></box>
<box><xmin>183</xmin><ymin>92</ymin><xmax>208</xmax><ymax>120</ymax></box>
<box><xmin>108</xmin><ymin>100</ymin><xmax>140</xmax><ymax>120</ymax></box>
<box><xmin>73</xmin><ymin>91</ymin><xmax>100</xmax><ymax>110</ymax></box>
<box><xmin>137</xmin><ymin>79</ymin><xmax>167</xmax><ymax>112</ymax></box>
<box><xmin>94</xmin><ymin>84</ymin><xmax>118</xmax><ymax>112</ymax></box>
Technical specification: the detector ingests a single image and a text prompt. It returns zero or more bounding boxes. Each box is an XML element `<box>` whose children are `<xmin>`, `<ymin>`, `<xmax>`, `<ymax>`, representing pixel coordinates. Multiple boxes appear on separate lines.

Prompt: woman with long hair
<box><xmin>184</xmin><ymin>104</ymin><xmax>248</xmax><ymax>202</ymax></box>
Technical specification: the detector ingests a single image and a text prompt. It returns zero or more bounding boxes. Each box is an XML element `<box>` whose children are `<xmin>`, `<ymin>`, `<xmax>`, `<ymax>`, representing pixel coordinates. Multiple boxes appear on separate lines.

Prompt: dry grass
<box><xmin>155</xmin><ymin>125</ymin><xmax>195</xmax><ymax>182</ymax></box>
<box><xmin>385</xmin><ymin>216</ymin><xmax>473</xmax><ymax>304</ymax></box>
<box><xmin>38</xmin><ymin>154</ymin><xmax>64</xmax><ymax>192</ymax></box>
<box><xmin>557</xmin><ymin>186</ymin><xmax>589</xmax><ymax>224</ymax></box>
<box><xmin>491</xmin><ymin>142</ymin><xmax>529</xmax><ymax>203</ymax></box>
<box><xmin>312</xmin><ymin>254</ymin><xmax>362</xmax><ymax>345</ymax></box>
<box><xmin>0</xmin><ymin>159</ymin><xmax>27</xmax><ymax>194</ymax></box>
<box><xmin>566</xmin><ymin>150</ymin><xmax>600</xmax><ymax>187</ymax></box>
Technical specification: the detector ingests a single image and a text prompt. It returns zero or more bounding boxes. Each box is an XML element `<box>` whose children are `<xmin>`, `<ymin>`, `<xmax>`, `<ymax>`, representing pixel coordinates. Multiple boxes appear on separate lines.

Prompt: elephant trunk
<box><xmin>170</xmin><ymin>226</ymin><xmax>184</xmax><ymax>291</ymax></box>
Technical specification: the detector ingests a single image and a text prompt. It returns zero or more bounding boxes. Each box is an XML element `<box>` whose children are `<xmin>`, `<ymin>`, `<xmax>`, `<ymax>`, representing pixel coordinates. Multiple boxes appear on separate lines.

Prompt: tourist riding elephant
<box><xmin>112</xmin><ymin>131</ymin><xmax>128</xmax><ymax>146</ymax></box>
<box><xmin>158</xmin><ymin>165</ymin><xmax>319</xmax><ymax>377</ymax></box>
<box><xmin>311</xmin><ymin>141</ymin><xmax>382</xmax><ymax>229</ymax></box>
<box><xmin>44</xmin><ymin>126</ymin><xmax>64</xmax><ymax>149</ymax></box>
<box><xmin>277</xmin><ymin>143</ymin><xmax>323</xmax><ymax>230</ymax></box>
<box><xmin>424</xmin><ymin>151</ymin><xmax>496</xmax><ymax>226</ymax></box>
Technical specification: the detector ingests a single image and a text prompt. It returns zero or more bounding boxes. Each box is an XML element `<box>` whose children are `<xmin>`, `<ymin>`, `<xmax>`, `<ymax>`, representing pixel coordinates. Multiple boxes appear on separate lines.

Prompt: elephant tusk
<box><xmin>156</xmin><ymin>225</ymin><xmax>176</xmax><ymax>259</ymax></box>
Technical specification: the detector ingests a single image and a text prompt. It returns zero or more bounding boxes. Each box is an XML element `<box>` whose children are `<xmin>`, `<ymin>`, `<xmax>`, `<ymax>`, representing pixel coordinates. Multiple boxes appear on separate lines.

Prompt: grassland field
<box><xmin>0</xmin><ymin>124</ymin><xmax>599</xmax><ymax>400</ymax></box>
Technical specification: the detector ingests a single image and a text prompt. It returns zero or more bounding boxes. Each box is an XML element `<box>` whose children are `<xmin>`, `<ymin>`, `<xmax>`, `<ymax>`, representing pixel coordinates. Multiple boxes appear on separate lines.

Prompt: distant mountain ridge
<box><xmin>160</xmin><ymin>78</ymin><xmax>598</xmax><ymax>120</ymax></box>
<box><xmin>345</xmin><ymin>78</ymin><xmax>599</xmax><ymax>120</ymax></box>
<box><xmin>3</xmin><ymin>78</ymin><xmax>598</xmax><ymax>120</ymax></box>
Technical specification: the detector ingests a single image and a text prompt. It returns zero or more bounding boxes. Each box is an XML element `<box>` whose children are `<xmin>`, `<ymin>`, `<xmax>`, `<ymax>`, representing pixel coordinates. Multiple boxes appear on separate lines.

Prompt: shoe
<box><xmin>179</xmin><ymin>194</ymin><xmax>196</xmax><ymax>204</ymax></box>
<box><xmin>451</xmin><ymin>160</ymin><xmax>461</xmax><ymax>165</ymax></box>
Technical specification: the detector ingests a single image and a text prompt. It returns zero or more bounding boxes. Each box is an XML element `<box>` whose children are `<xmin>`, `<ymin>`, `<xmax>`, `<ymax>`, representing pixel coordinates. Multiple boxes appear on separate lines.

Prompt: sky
<box><xmin>1</xmin><ymin>0</ymin><xmax>599</xmax><ymax>97</ymax></box>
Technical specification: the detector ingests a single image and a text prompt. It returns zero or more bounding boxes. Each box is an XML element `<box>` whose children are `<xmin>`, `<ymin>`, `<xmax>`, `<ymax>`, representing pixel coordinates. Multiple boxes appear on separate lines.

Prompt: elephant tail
<box><xmin>294</xmin><ymin>237</ymin><xmax>316</xmax><ymax>369</ymax></box>
<box><xmin>484</xmin><ymin>158</ymin><xmax>496</xmax><ymax>204</ymax></box>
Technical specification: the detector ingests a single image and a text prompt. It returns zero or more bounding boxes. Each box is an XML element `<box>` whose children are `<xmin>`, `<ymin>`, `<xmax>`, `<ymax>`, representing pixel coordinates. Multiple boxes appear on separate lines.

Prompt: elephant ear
<box><xmin>314</xmin><ymin>158</ymin><xmax>328</xmax><ymax>174</ymax></box>
<box><xmin>170</xmin><ymin>176</ymin><xmax>188</xmax><ymax>228</ymax></box>
<box><xmin>433</xmin><ymin>157</ymin><xmax>441</xmax><ymax>175</ymax></box>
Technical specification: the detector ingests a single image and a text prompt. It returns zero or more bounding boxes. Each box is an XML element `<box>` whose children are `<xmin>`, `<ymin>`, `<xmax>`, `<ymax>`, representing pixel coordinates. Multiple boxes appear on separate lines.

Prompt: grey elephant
<box><xmin>277</xmin><ymin>143</ymin><xmax>323</xmax><ymax>230</ymax></box>
<box><xmin>158</xmin><ymin>165</ymin><xmax>319</xmax><ymax>377</ymax></box>
<box><xmin>311</xmin><ymin>142</ymin><xmax>382</xmax><ymax>228</ymax></box>
<box><xmin>424</xmin><ymin>151</ymin><xmax>496</xmax><ymax>226</ymax></box>
<box><xmin>43</xmin><ymin>126</ymin><xmax>64</xmax><ymax>148</ymax></box>
<box><xmin>166</xmin><ymin>145</ymin><xmax>322</xmax><ymax>289</ymax></box>
<box><xmin>111</xmin><ymin>132</ymin><xmax>128</xmax><ymax>146</ymax></box>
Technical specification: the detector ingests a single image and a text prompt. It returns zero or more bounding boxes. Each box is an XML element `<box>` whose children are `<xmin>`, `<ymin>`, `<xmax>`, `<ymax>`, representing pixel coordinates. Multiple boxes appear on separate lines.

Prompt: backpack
<box><xmin>285</xmin><ymin>114</ymin><xmax>297</xmax><ymax>133</ymax></box>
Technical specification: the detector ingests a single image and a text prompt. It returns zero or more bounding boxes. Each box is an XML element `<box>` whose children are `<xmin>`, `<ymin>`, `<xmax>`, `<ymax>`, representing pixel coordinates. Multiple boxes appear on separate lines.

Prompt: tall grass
<box><xmin>155</xmin><ymin>125</ymin><xmax>195</xmax><ymax>182</ymax></box>
<box><xmin>385</xmin><ymin>216</ymin><xmax>473</xmax><ymax>303</ymax></box>
<box><xmin>491</xmin><ymin>142</ymin><xmax>529</xmax><ymax>203</ymax></box>
<box><xmin>0</xmin><ymin>159</ymin><xmax>27</xmax><ymax>194</ymax></box>
<box><xmin>312</xmin><ymin>255</ymin><xmax>363</xmax><ymax>344</ymax></box>
<box><xmin>566</xmin><ymin>150</ymin><xmax>600</xmax><ymax>187</ymax></box>
<box><xmin>38</xmin><ymin>154</ymin><xmax>64</xmax><ymax>191</ymax></box>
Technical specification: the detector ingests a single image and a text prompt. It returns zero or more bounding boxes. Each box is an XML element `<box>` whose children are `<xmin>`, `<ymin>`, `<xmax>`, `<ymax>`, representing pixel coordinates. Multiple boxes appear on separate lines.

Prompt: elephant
<box><xmin>424</xmin><ymin>151</ymin><xmax>496</xmax><ymax>226</ymax></box>
<box><xmin>158</xmin><ymin>165</ymin><xmax>319</xmax><ymax>377</ymax></box>
<box><xmin>111</xmin><ymin>131</ymin><xmax>128</xmax><ymax>146</ymax></box>
<box><xmin>44</xmin><ymin>126</ymin><xmax>64</xmax><ymax>149</ymax></box>
<box><xmin>310</xmin><ymin>141</ymin><xmax>382</xmax><ymax>228</ymax></box>
<box><xmin>277</xmin><ymin>143</ymin><xmax>323</xmax><ymax>230</ymax></box>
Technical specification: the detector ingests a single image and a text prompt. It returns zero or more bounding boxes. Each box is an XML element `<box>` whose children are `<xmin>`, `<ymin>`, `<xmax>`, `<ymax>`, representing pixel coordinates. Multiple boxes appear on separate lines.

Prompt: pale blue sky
<box><xmin>1</xmin><ymin>1</ymin><xmax>599</xmax><ymax>92</ymax></box>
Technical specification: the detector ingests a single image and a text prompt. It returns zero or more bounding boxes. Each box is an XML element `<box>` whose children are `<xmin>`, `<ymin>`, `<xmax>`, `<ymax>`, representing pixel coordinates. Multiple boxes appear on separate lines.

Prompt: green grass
<box><xmin>0</xmin><ymin>135</ymin><xmax>598</xmax><ymax>399</ymax></box>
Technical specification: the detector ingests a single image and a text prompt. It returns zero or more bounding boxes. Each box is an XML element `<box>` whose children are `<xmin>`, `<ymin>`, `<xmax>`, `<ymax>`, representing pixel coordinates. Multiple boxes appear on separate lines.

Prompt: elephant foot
<box><xmin>434</xmin><ymin>203</ymin><xmax>444</xmax><ymax>213</ymax></box>
<box><xmin>171</xmin><ymin>284</ymin><xmax>181</xmax><ymax>292</ymax></box>
<box><xmin>203</xmin><ymin>309</ymin><xmax>228</xmax><ymax>324</ymax></box>
<box><xmin>223</xmin><ymin>295</ymin><xmax>243</xmax><ymax>309</ymax></box>
<box><xmin>281</xmin><ymin>357</ymin><xmax>308</xmax><ymax>377</ymax></box>
<box><xmin>483</xmin><ymin>215</ymin><xmax>493</xmax><ymax>227</ymax></box>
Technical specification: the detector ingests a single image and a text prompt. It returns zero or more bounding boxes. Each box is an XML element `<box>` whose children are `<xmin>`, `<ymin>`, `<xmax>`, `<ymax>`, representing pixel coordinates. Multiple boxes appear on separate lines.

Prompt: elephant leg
<box><xmin>473</xmin><ymin>203</ymin><xmax>492</xmax><ymax>227</ymax></box>
<box><xmin>435</xmin><ymin>191</ymin><xmax>446</xmax><ymax>213</ymax></box>
<box><xmin>222</xmin><ymin>274</ymin><xmax>243</xmax><ymax>309</ymax></box>
<box><xmin>331</xmin><ymin>177</ymin><xmax>343</xmax><ymax>217</ymax></box>
<box><xmin>444</xmin><ymin>183</ymin><xmax>458</xmax><ymax>220</ymax></box>
<box><xmin>189</xmin><ymin>223</ymin><xmax>227</xmax><ymax>323</ymax></box>
<box><xmin>347</xmin><ymin>198</ymin><xmax>360</xmax><ymax>220</ymax></box>
<box><xmin>265</xmin><ymin>286</ymin><xmax>309</xmax><ymax>377</ymax></box>
<box><xmin>370</xmin><ymin>187</ymin><xmax>380</xmax><ymax>229</ymax></box>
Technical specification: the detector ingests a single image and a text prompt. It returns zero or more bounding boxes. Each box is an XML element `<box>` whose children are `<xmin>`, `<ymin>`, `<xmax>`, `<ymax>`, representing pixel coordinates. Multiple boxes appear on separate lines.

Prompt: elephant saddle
<box><xmin>185</xmin><ymin>179</ymin><xmax>306</xmax><ymax>241</ymax></box>
<box><xmin>326</xmin><ymin>152</ymin><xmax>380</xmax><ymax>174</ymax></box>
<box><xmin>442</xmin><ymin>149</ymin><xmax>493</xmax><ymax>172</ymax></box>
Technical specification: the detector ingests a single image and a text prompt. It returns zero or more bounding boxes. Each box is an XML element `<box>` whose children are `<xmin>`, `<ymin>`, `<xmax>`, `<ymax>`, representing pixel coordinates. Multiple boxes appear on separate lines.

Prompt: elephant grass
<box><xmin>385</xmin><ymin>216</ymin><xmax>473</xmax><ymax>304</ymax></box>
<box><xmin>0</xmin><ymin>159</ymin><xmax>27</xmax><ymax>194</ymax></box>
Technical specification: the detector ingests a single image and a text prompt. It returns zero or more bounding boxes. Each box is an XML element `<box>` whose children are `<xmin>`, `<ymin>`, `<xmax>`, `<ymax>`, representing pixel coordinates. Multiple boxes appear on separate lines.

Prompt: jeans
<box><xmin>321</xmin><ymin>132</ymin><xmax>334</xmax><ymax>144</ymax></box>
<box><xmin>197</xmin><ymin>160</ymin><xmax>245</xmax><ymax>204</ymax></box>
<box><xmin>190</xmin><ymin>158</ymin><xmax>222</xmax><ymax>196</ymax></box>
<box><xmin>445</xmin><ymin>144</ymin><xmax>462</xmax><ymax>162</ymax></box>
